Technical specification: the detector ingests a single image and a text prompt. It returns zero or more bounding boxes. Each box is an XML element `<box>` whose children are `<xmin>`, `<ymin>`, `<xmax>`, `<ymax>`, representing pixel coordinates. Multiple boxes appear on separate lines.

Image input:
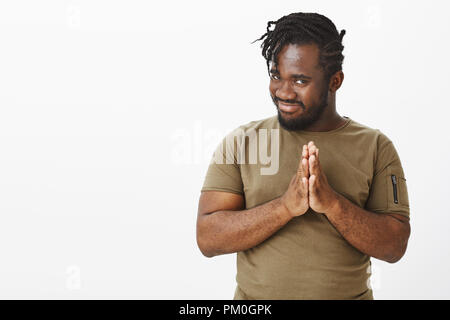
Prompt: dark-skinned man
<box><xmin>197</xmin><ymin>12</ymin><xmax>410</xmax><ymax>300</ymax></box>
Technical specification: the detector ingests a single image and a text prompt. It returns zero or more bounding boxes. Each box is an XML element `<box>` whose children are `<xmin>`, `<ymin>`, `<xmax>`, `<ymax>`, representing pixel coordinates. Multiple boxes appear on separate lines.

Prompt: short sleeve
<box><xmin>201</xmin><ymin>131</ymin><xmax>244</xmax><ymax>195</ymax></box>
<box><xmin>364</xmin><ymin>133</ymin><xmax>410</xmax><ymax>219</ymax></box>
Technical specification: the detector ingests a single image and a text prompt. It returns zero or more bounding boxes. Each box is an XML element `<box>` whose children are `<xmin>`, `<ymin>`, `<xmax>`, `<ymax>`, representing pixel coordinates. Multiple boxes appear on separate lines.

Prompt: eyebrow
<box><xmin>269</xmin><ymin>69</ymin><xmax>312</xmax><ymax>80</ymax></box>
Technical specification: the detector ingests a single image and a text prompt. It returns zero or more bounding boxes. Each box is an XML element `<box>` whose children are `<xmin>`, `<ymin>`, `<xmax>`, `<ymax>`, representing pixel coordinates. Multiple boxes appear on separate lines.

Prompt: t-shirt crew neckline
<box><xmin>283</xmin><ymin>116</ymin><xmax>352</xmax><ymax>136</ymax></box>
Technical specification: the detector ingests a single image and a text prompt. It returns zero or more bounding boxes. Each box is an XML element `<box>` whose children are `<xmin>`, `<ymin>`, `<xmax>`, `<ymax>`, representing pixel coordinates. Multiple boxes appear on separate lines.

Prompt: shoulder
<box><xmin>346</xmin><ymin>118</ymin><xmax>393</xmax><ymax>149</ymax></box>
<box><xmin>226</xmin><ymin>115</ymin><xmax>278</xmax><ymax>137</ymax></box>
<box><xmin>348</xmin><ymin>118</ymin><xmax>403</xmax><ymax>175</ymax></box>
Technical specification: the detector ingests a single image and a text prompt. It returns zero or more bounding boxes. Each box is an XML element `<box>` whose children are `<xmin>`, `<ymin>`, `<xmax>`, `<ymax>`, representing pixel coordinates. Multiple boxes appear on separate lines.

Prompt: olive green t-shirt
<box><xmin>201</xmin><ymin>115</ymin><xmax>410</xmax><ymax>300</ymax></box>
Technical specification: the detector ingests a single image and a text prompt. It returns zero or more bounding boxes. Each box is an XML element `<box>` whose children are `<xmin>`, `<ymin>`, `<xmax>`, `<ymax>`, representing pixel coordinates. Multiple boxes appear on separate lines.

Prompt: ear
<box><xmin>329</xmin><ymin>70</ymin><xmax>344</xmax><ymax>93</ymax></box>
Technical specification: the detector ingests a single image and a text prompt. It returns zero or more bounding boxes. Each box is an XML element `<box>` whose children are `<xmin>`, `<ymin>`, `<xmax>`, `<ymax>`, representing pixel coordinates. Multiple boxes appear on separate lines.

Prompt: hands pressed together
<box><xmin>281</xmin><ymin>141</ymin><xmax>341</xmax><ymax>217</ymax></box>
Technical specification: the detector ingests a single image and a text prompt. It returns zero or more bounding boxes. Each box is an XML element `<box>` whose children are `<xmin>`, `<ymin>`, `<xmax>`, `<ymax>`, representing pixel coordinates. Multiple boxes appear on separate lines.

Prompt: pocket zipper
<box><xmin>391</xmin><ymin>175</ymin><xmax>398</xmax><ymax>204</ymax></box>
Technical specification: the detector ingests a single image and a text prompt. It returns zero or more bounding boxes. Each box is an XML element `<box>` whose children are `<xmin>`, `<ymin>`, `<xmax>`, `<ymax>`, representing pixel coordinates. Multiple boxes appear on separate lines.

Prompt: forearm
<box><xmin>325</xmin><ymin>193</ymin><xmax>409</xmax><ymax>263</ymax></box>
<box><xmin>197</xmin><ymin>197</ymin><xmax>292</xmax><ymax>257</ymax></box>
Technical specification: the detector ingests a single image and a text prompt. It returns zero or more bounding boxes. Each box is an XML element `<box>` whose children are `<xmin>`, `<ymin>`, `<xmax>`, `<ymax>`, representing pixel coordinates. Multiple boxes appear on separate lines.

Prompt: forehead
<box><xmin>271</xmin><ymin>43</ymin><xmax>321</xmax><ymax>74</ymax></box>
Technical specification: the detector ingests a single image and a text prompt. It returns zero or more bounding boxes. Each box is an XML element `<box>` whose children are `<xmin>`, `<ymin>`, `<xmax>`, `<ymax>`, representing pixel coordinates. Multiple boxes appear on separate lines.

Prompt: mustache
<box><xmin>273</xmin><ymin>96</ymin><xmax>306</xmax><ymax>109</ymax></box>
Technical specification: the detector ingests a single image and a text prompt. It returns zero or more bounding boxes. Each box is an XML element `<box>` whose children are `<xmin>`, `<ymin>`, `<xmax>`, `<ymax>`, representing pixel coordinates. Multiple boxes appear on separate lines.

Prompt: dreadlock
<box><xmin>252</xmin><ymin>12</ymin><xmax>346</xmax><ymax>81</ymax></box>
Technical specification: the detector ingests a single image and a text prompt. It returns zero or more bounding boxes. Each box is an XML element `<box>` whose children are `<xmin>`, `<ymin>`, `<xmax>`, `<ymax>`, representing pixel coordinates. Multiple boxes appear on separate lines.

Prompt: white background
<box><xmin>0</xmin><ymin>0</ymin><xmax>449</xmax><ymax>299</ymax></box>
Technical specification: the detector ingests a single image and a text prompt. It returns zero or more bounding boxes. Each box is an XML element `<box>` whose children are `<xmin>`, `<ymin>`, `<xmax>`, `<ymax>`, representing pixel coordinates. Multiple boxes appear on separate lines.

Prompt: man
<box><xmin>196</xmin><ymin>12</ymin><xmax>410</xmax><ymax>300</ymax></box>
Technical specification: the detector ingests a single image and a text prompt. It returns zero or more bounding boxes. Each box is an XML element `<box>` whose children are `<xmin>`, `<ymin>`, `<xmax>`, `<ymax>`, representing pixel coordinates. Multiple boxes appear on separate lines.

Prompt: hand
<box><xmin>307</xmin><ymin>141</ymin><xmax>340</xmax><ymax>214</ymax></box>
<box><xmin>280</xmin><ymin>144</ymin><xmax>310</xmax><ymax>217</ymax></box>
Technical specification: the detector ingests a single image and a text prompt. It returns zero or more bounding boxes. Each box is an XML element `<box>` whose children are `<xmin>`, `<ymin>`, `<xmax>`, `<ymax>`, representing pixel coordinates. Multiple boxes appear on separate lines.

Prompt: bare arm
<box><xmin>305</xmin><ymin>141</ymin><xmax>411</xmax><ymax>264</ymax></box>
<box><xmin>197</xmin><ymin>149</ymin><xmax>310</xmax><ymax>258</ymax></box>
<box><xmin>196</xmin><ymin>191</ymin><xmax>292</xmax><ymax>257</ymax></box>
<box><xmin>325</xmin><ymin>195</ymin><xmax>411</xmax><ymax>263</ymax></box>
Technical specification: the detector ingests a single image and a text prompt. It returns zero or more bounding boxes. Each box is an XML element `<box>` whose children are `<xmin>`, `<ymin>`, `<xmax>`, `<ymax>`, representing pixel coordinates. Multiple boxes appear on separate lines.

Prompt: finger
<box><xmin>296</xmin><ymin>155</ymin><xmax>304</xmax><ymax>177</ymax></box>
<box><xmin>315</xmin><ymin>148</ymin><xmax>321</xmax><ymax>172</ymax></box>
<box><xmin>309</xmin><ymin>154</ymin><xmax>317</xmax><ymax>176</ymax></box>
<box><xmin>304</xmin><ymin>144</ymin><xmax>310</xmax><ymax>159</ymax></box>
<box><xmin>308</xmin><ymin>144</ymin><xmax>317</xmax><ymax>158</ymax></box>
<box><xmin>302</xmin><ymin>157</ymin><xmax>309</xmax><ymax>178</ymax></box>
<box><xmin>302</xmin><ymin>144</ymin><xmax>308</xmax><ymax>159</ymax></box>
<box><xmin>309</xmin><ymin>174</ymin><xmax>316</xmax><ymax>194</ymax></box>
<box><xmin>302</xmin><ymin>177</ymin><xmax>309</xmax><ymax>197</ymax></box>
<box><xmin>312</xmin><ymin>147</ymin><xmax>319</xmax><ymax>162</ymax></box>
<box><xmin>308</xmin><ymin>141</ymin><xmax>315</xmax><ymax>149</ymax></box>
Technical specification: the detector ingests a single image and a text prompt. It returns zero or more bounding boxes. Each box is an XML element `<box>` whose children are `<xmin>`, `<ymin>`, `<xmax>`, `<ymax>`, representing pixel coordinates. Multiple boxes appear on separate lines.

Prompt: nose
<box><xmin>276</xmin><ymin>80</ymin><xmax>296</xmax><ymax>101</ymax></box>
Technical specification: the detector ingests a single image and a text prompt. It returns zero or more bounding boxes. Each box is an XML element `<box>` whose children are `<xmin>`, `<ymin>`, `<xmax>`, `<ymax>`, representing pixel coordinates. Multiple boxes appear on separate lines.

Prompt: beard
<box><xmin>272</xmin><ymin>88</ymin><xmax>328</xmax><ymax>131</ymax></box>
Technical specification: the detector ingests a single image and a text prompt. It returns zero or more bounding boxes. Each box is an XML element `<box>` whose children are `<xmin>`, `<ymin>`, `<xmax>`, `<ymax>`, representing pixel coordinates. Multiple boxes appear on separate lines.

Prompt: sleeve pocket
<box><xmin>365</xmin><ymin>166</ymin><xmax>410</xmax><ymax>218</ymax></box>
<box><xmin>385</xmin><ymin>166</ymin><xmax>410</xmax><ymax>217</ymax></box>
<box><xmin>397</xmin><ymin>176</ymin><xmax>409</xmax><ymax>207</ymax></box>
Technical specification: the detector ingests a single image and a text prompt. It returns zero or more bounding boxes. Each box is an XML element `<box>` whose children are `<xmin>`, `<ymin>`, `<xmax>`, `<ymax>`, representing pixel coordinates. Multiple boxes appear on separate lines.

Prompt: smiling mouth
<box><xmin>278</xmin><ymin>102</ymin><xmax>302</xmax><ymax>114</ymax></box>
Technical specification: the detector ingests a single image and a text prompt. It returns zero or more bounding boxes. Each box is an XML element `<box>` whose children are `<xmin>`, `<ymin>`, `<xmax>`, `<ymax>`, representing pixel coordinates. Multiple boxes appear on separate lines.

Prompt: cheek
<box><xmin>302</xmin><ymin>86</ymin><xmax>324</xmax><ymax>104</ymax></box>
<box><xmin>269</xmin><ymin>81</ymin><xmax>277</xmax><ymax>95</ymax></box>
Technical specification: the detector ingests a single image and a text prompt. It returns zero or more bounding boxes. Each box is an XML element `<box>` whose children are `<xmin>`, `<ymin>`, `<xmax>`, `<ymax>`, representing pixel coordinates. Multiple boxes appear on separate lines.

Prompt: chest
<box><xmin>240</xmin><ymin>137</ymin><xmax>373</xmax><ymax>209</ymax></box>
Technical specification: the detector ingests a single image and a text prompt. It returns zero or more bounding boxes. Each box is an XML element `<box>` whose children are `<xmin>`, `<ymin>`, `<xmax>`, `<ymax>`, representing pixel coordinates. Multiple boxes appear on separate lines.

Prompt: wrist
<box><xmin>276</xmin><ymin>196</ymin><xmax>294</xmax><ymax>221</ymax></box>
<box><xmin>324</xmin><ymin>191</ymin><xmax>343</xmax><ymax>218</ymax></box>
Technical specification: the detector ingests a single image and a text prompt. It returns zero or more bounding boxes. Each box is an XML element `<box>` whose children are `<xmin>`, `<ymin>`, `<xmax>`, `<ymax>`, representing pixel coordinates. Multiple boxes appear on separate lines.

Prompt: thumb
<box><xmin>309</xmin><ymin>174</ymin><xmax>316</xmax><ymax>194</ymax></box>
<box><xmin>303</xmin><ymin>177</ymin><xmax>309</xmax><ymax>199</ymax></box>
<box><xmin>302</xmin><ymin>176</ymin><xmax>308</xmax><ymax>191</ymax></box>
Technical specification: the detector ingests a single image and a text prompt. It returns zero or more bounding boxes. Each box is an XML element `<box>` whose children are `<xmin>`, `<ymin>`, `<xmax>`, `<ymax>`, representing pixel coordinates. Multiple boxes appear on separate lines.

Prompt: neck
<box><xmin>301</xmin><ymin>99</ymin><xmax>346</xmax><ymax>132</ymax></box>
<box><xmin>302</xmin><ymin>115</ymin><xmax>345</xmax><ymax>132</ymax></box>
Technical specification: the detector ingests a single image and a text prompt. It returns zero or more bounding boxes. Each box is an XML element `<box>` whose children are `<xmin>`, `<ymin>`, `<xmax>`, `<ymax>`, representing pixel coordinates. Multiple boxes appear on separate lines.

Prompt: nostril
<box><xmin>276</xmin><ymin>89</ymin><xmax>297</xmax><ymax>101</ymax></box>
<box><xmin>276</xmin><ymin>82</ymin><xmax>296</xmax><ymax>97</ymax></box>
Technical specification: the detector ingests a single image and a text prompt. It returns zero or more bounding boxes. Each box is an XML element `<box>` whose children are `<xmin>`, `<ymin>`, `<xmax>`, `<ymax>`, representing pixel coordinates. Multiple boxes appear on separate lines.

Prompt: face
<box><xmin>269</xmin><ymin>43</ymin><xmax>329</xmax><ymax>131</ymax></box>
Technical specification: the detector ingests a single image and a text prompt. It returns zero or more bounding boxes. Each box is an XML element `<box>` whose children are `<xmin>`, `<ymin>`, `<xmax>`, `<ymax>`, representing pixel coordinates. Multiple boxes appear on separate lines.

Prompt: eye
<box><xmin>295</xmin><ymin>79</ymin><xmax>308</xmax><ymax>85</ymax></box>
<box><xmin>270</xmin><ymin>74</ymin><xmax>280</xmax><ymax>80</ymax></box>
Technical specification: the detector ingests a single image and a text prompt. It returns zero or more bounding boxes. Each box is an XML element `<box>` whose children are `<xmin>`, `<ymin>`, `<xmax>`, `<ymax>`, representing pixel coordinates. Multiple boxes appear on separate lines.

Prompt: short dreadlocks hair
<box><xmin>252</xmin><ymin>12</ymin><xmax>346</xmax><ymax>81</ymax></box>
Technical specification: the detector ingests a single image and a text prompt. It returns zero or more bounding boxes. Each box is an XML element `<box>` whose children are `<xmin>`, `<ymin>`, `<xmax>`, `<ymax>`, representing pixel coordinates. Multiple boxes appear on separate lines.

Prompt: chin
<box><xmin>278</xmin><ymin>110</ymin><xmax>314</xmax><ymax>131</ymax></box>
<box><xmin>278</xmin><ymin>109</ymin><xmax>303</xmax><ymax>122</ymax></box>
